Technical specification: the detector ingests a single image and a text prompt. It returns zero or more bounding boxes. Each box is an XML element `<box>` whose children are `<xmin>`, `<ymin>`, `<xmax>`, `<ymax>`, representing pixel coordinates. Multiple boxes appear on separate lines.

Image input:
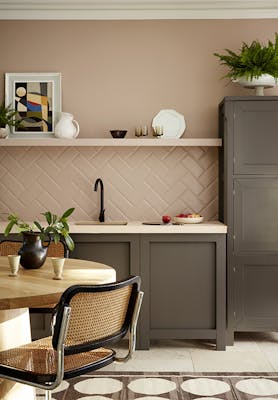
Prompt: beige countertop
<box><xmin>0</xmin><ymin>221</ymin><xmax>227</xmax><ymax>234</ymax></box>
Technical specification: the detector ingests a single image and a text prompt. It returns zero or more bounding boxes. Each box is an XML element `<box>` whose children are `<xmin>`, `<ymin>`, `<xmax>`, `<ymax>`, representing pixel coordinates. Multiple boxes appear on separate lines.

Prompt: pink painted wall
<box><xmin>0</xmin><ymin>19</ymin><xmax>278</xmax><ymax>138</ymax></box>
<box><xmin>0</xmin><ymin>19</ymin><xmax>277</xmax><ymax>221</ymax></box>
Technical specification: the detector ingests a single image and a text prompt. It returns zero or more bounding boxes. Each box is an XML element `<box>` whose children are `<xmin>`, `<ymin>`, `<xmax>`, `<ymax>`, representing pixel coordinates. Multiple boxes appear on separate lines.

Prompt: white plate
<box><xmin>152</xmin><ymin>109</ymin><xmax>186</xmax><ymax>138</ymax></box>
<box><xmin>173</xmin><ymin>216</ymin><xmax>203</xmax><ymax>224</ymax></box>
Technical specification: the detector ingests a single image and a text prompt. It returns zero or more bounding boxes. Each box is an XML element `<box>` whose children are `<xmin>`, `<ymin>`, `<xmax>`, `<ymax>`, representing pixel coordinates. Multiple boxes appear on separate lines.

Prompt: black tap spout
<box><xmin>94</xmin><ymin>178</ymin><xmax>105</xmax><ymax>222</ymax></box>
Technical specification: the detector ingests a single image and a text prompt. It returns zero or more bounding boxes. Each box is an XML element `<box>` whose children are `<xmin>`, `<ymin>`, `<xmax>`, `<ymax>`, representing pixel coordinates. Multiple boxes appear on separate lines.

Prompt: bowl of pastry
<box><xmin>173</xmin><ymin>213</ymin><xmax>203</xmax><ymax>224</ymax></box>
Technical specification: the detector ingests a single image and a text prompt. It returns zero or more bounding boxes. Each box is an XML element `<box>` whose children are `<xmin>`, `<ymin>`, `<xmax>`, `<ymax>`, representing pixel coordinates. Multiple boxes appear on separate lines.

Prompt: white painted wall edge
<box><xmin>0</xmin><ymin>0</ymin><xmax>277</xmax><ymax>19</ymax></box>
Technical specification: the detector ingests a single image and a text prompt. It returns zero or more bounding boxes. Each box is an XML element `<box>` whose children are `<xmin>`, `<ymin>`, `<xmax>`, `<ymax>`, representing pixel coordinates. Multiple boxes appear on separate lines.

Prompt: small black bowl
<box><xmin>110</xmin><ymin>130</ymin><xmax>127</xmax><ymax>138</ymax></box>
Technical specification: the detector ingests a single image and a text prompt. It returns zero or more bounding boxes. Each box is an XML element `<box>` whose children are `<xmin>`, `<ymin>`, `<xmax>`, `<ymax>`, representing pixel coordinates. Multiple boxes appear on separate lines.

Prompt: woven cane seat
<box><xmin>0</xmin><ymin>240</ymin><xmax>66</xmax><ymax>258</ymax></box>
<box><xmin>0</xmin><ymin>241</ymin><xmax>21</xmax><ymax>256</ymax></box>
<box><xmin>45</xmin><ymin>241</ymin><xmax>67</xmax><ymax>258</ymax></box>
<box><xmin>0</xmin><ymin>337</ymin><xmax>114</xmax><ymax>381</ymax></box>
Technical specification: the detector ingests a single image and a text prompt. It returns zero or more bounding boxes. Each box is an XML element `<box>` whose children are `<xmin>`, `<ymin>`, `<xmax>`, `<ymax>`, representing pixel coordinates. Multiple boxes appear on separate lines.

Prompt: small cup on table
<box><xmin>8</xmin><ymin>255</ymin><xmax>21</xmax><ymax>277</ymax></box>
<box><xmin>51</xmin><ymin>257</ymin><xmax>65</xmax><ymax>280</ymax></box>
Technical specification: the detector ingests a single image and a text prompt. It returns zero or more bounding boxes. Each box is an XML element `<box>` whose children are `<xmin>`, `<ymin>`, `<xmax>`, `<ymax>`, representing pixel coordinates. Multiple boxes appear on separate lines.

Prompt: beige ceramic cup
<box><xmin>8</xmin><ymin>255</ymin><xmax>21</xmax><ymax>276</ymax></box>
<box><xmin>51</xmin><ymin>257</ymin><xmax>65</xmax><ymax>280</ymax></box>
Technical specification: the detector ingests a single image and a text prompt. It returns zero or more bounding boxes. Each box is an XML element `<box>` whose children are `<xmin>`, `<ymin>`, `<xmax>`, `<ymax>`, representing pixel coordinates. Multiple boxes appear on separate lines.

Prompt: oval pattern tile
<box><xmin>52</xmin><ymin>380</ymin><xmax>70</xmax><ymax>393</ymax></box>
<box><xmin>254</xmin><ymin>398</ymin><xmax>278</xmax><ymax>400</ymax></box>
<box><xmin>195</xmin><ymin>397</ymin><xmax>224</xmax><ymax>400</ymax></box>
<box><xmin>74</xmin><ymin>378</ymin><xmax>123</xmax><ymax>394</ymax></box>
<box><xmin>236</xmin><ymin>379</ymin><xmax>278</xmax><ymax>396</ymax></box>
<box><xmin>128</xmin><ymin>378</ymin><xmax>176</xmax><ymax>395</ymax></box>
<box><xmin>181</xmin><ymin>378</ymin><xmax>230</xmax><ymax>396</ymax></box>
<box><xmin>136</xmin><ymin>397</ymin><xmax>170</xmax><ymax>400</ymax></box>
<box><xmin>78</xmin><ymin>397</ymin><xmax>111</xmax><ymax>400</ymax></box>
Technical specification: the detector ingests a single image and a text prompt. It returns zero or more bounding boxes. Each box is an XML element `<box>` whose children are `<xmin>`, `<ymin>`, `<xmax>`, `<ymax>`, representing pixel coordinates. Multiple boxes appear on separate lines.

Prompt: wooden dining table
<box><xmin>0</xmin><ymin>256</ymin><xmax>116</xmax><ymax>400</ymax></box>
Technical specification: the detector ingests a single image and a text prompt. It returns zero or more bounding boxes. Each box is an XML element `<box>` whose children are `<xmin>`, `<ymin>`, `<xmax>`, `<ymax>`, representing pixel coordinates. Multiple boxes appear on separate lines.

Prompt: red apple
<box><xmin>177</xmin><ymin>213</ymin><xmax>186</xmax><ymax>217</ymax></box>
<box><xmin>162</xmin><ymin>215</ymin><xmax>171</xmax><ymax>223</ymax></box>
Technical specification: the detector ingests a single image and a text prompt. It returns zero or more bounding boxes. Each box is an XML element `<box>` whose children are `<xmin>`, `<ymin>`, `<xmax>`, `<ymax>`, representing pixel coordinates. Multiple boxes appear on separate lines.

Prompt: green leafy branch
<box><xmin>0</xmin><ymin>102</ymin><xmax>23</xmax><ymax>129</ymax></box>
<box><xmin>4</xmin><ymin>208</ymin><xmax>75</xmax><ymax>251</ymax></box>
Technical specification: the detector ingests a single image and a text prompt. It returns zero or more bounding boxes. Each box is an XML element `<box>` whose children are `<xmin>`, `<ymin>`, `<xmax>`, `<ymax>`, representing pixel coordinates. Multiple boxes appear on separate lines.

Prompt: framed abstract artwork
<box><xmin>5</xmin><ymin>72</ymin><xmax>61</xmax><ymax>136</ymax></box>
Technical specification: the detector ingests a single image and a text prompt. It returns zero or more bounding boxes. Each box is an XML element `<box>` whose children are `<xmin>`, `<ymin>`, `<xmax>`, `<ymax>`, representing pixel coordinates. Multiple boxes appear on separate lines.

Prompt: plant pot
<box><xmin>232</xmin><ymin>74</ymin><xmax>277</xmax><ymax>96</ymax></box>
<box><xmin>18</xmin><ymin>232</ymin><xmax>50</xmax><ymax>269</ymax></box>
<box><xmin>0</xmin><ymin>125</ymin><xmax>9</xmax><ymax>139</ymax></box>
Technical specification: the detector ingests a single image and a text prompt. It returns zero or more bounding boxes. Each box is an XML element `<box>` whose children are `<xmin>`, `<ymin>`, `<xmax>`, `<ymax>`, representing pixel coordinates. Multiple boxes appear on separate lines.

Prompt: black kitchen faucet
<box><xmin>94</xmin><ymin>178</ymin><xmax>105</xmax><ymax>222</ymax></box>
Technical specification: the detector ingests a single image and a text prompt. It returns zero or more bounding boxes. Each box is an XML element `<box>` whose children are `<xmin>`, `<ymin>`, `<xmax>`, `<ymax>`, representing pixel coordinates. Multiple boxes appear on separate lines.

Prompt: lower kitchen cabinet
<box><xmin>0</xmin><ymin>232</ymin><xmax>226</xmax><ymax>349</ymax></box>
<box><xmin>139</xmin><ymin>234</ymin><xmax>226</xmax><ymax>350</ymax></box>
<box><xmin>70</xmin><ymin>234</ymin><xmax>140</xmax><ymax>281</ymax></box>
<box><xmin>233</xmin><ymin>256</ymin><xmax>278</xmax><ymax>331</ymax></box>
<box><xmin>71</xmin><ymin>233</ymin><xmax>226</xmax><ymax>350</ymax></box>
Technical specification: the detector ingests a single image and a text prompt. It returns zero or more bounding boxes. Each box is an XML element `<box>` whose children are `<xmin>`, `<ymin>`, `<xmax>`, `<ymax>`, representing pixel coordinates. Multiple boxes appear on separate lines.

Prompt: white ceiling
<box><xmin>0</xmin><ymin>0</ymin><xmax>277</xmax><ymax>19</ymax></box>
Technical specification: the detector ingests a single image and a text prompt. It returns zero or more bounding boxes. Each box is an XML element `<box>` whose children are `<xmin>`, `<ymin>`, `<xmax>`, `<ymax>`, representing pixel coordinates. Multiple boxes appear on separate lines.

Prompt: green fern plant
<box><xmin>214</xmin><ymin>33</ymin><xmax>278</xmax><ymax>80</ymax></box>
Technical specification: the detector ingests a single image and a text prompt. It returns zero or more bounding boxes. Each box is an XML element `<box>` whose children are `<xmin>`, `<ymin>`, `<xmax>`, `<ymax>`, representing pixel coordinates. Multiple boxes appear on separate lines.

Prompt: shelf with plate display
<box><xmin>0</xmin><ymin>137</ymin><xmax>222</xmax><ymax>147</ymax></box>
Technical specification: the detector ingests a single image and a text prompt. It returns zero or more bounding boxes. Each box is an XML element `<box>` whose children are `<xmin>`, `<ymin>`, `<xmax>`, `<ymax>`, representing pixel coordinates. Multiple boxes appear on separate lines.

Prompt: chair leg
<box><xmin>45</xmin><ymin>390</ymin><xmax>52</xmax><ymax>400</ymax></box>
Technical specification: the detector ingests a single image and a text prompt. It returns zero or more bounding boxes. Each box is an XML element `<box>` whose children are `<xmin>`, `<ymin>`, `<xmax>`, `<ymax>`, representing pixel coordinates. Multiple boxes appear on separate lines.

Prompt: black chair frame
<box><xmin>0</xmin><ymin>276</ymin><xmax>143</xmax><ymax>399</ymax></box>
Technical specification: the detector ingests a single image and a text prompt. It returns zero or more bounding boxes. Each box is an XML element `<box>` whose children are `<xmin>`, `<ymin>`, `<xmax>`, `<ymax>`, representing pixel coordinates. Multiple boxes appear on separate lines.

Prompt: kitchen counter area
<box><xmin>70</xmin><ymin>220</ymin><xmax>227</xmax><ymax>234</ymax></box>
<box><xmin>0</xmin><ymin>221</ymin><xmax>226</xmax><ymax>350</ymax></box>
<box><xmin>0</xmin><ymin>221</ymin><xmax>227</xmax><ymax>235</ymax></box>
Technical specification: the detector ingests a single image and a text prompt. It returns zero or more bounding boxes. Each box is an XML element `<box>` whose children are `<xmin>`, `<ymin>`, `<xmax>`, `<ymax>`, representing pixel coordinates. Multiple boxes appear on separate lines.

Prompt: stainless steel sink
<box><xmin>74</xmin><ymin>221</ymin><xmax>128</xmax><ymax>225</ymax></box>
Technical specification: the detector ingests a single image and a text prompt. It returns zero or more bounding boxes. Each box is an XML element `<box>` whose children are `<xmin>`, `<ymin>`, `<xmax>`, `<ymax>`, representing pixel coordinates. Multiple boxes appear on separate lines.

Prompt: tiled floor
<box><xmin>103</xmin><ymin>332</ymin><xmax>278</xmax><ymax>372</ymax></box>
<box><xmin>32</xmin><ymin>333</ymin><xmax>278</xmax><ymax>399</ymax></box>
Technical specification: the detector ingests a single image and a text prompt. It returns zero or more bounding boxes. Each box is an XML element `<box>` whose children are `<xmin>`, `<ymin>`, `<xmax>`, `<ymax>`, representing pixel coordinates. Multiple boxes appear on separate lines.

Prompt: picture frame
<box><xmin>5</xmin><ymin>72</ymin><xmax>61</xmax><ymax>136</ymax></box>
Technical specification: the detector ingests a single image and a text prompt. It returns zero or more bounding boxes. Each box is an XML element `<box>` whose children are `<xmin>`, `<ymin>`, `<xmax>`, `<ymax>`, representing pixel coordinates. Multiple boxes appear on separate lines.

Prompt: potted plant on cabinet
<box><xmin>4</xmin><ymin>208</ymin><xmax>75</xmax><ymax>269</ymax></box>
<box><xmin>214</xmin><ymin>33</ymin><xmax>278</xmax><ymax>95</ymax></box>
<box><xmin>0</xmin><ymin>102</ymin><xmax>22</xmax><ymax>138</ymax></box>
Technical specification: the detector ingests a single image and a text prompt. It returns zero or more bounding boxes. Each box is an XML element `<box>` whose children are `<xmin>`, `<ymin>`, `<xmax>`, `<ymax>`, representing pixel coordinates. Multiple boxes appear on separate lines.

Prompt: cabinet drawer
<box><xmin>234</xmin><ymin>179</ymin><xmax>278</xmax><ymax>253</ymax></box>
<box><xmin>234</xmin><ymin>101</ymin><xmax>278</xmax><ymax>174</ymax></box>
<box><xmin>234</xmin><ymin>258</ymin><xmax>278</xmax><ymax>329</ymax></box>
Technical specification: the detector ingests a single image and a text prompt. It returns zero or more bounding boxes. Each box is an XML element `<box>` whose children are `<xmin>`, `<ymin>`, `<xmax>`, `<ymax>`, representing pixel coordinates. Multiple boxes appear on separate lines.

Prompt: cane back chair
<box><xmin>0</xmin><ymin>239</ymin><xmax>69</xmax><ymax>313</ymax></box>
<box><xmin>0</xmin><ymin>239</ymin><xmax>68</xmax><ymax>259</ymax></box>
<box><xmin>0</xmin><ymin>276</ymin><xmax>143</xmax><ymax>400</ymax></box>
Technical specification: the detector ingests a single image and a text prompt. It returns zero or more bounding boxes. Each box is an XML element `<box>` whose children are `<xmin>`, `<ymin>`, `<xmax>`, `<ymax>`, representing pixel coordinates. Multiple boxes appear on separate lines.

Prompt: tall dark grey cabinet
<box><xmin>219</xmin><ymin>96</ymin><xmax>278</xmax><ymax>344</ymax></box>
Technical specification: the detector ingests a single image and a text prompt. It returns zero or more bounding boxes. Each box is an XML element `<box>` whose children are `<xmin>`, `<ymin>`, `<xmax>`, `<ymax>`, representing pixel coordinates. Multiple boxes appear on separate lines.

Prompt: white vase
<box><xmin>0</xmin><ymin>125</ymin><xmax>10</xmax><ymax>139</ymax></box>
<box><xmin>54</xmin><ymin>112</ymin><xmax>80</xmax><ymax>139</ymax></box>
<box><xmin>232</xmin><ymin>74</ymin><xmax>277</xmax><ymax>96</ymax></box>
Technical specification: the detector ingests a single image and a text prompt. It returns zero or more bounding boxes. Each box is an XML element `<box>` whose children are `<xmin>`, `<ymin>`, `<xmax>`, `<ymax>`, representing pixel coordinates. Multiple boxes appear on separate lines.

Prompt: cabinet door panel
<box><xmin>72</xmin><ymin>242</ymin><xmax>129</xmax><ymax>280</ymax></box>
<box><xmin>234</xmin><ymin>101</ymin><xmax>278</xmax><ymax>174</ymax></box>
<box><xmin>235</xmin><ymin>260</ymin><xmax>278</xmax><ymax>329</ymax></box>
<box><xmin>150</xmin><ymin>242</ymin><xmax>216</xmax><ymax>329</ymax></box>
<box><xmin>234</xmin><ymin>179</ymin><xmax>278</xmax><ymax>252</ymax></box>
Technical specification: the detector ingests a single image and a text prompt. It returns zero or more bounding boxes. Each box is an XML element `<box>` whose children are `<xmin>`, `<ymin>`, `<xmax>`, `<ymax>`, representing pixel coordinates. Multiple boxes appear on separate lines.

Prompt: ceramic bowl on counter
<box><xmin>173</xmin><ymin>215</ymin><xmax>204</xmax><ymax>224</ymax></box>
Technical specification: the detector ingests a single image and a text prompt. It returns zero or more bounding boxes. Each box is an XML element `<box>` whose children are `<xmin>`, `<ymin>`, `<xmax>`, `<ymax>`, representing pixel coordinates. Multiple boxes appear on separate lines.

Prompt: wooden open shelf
<box><xmin>0</xmin><ymin>138</ymin><xmax>222</xmax><ymax>147</ymax></box>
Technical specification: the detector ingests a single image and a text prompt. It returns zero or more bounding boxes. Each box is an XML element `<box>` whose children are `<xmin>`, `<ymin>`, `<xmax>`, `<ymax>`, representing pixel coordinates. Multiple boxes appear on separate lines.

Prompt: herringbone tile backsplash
<box><xmin>0</xmin><ymin>146</ymin><xmax>218</xmax><ymax>222</ymax></box>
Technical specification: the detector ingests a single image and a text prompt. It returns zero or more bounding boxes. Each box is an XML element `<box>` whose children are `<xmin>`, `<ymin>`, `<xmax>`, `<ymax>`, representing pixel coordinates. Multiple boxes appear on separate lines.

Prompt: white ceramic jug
<box><xmin>54</xmin><ymin>112</ymin><xmax>80</xmax><ymax>139</ymax></box>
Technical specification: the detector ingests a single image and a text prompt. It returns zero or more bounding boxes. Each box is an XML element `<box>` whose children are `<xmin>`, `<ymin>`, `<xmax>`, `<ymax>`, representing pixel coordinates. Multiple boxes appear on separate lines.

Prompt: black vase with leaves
<box><xmin>4</xmin><ymin>208</ymin><xmax>75</xmax><ymax>267</ymax></box>
<box><xmin>18</xmin><ymin>232</ymin><xmax>50</xmax><ymax>269</ymax></box>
